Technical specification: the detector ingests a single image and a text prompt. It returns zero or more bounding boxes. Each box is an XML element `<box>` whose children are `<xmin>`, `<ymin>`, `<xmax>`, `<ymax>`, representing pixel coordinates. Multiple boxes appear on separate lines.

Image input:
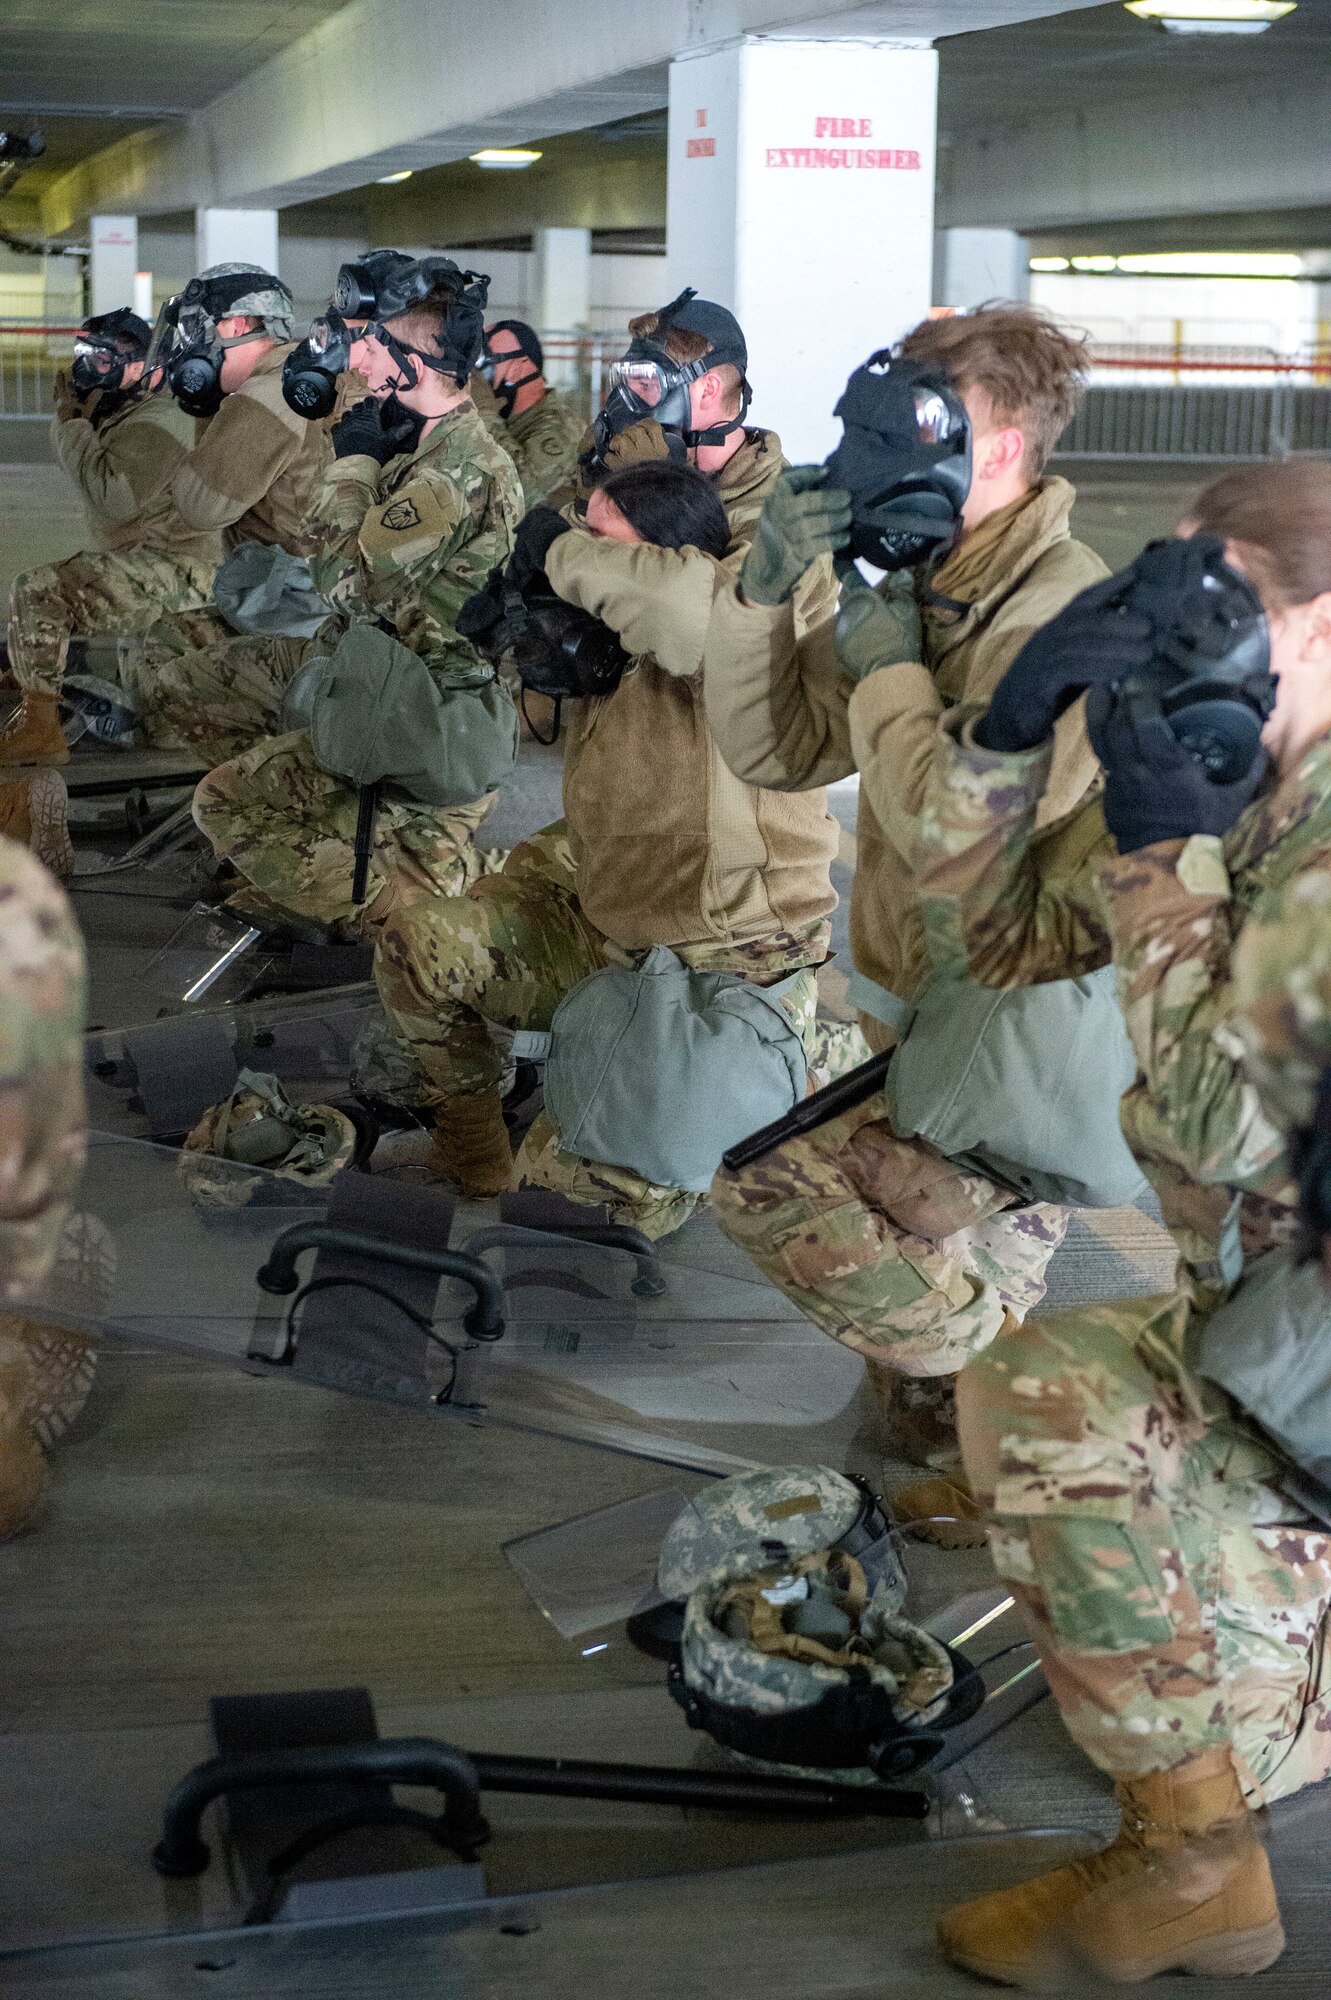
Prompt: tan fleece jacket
<box><xmin>701</xmin><ymin>475</ymin><xmax>1108</xmax><ymax>1041</ymax></box>
<box><xmin>169</xmin><ymin>344</ymin><xmax>331</xmax><ymax>557</ymax></box>
<box><xmin>51</xmin><ymin>391</ymin><xmax>220</xmax><ymax>563</ymax></box>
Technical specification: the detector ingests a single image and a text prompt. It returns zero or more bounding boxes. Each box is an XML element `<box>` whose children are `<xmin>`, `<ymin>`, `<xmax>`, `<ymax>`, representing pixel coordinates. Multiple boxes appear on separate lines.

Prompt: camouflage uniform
<box><xmin>0</xmin><ymin>837</ymin><xmax>89</xmax><ymax>1535</ymax></box>
<box><xmin>8</xmin><ymin>389</ymin><xmax>222</xmax><ymax>699</ymax></box>
<box><xmin>916</xmin><ymin>717</ymin><xmax>1331</xmax><ymax>1798</ymax></box>
<box><xmin>501</xmin><ymin>392</ymin><xmax>586</xmax><ymax>510</ymax></box>
<box><xmin>373</xmin><ymin>434</ymin><xmax>841</xmax><ymax>1234</ymax></box>
<box><xmin>708</xmin><ymin>483</ymin><xmax>1107</xmax><ymax>1391</ymax></box>
<box><xmin>194</xmin><ymin>397</ymin><xmax>521</xmax><ymax>933</ymax></box>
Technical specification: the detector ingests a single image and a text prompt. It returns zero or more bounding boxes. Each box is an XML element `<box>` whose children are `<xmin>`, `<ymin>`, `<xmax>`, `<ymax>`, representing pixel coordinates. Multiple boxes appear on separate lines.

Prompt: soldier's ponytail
<box><xmin>1191</xmin><ymin>459</ymin><xmax>1331</xmax><ymax>611</ymax></box>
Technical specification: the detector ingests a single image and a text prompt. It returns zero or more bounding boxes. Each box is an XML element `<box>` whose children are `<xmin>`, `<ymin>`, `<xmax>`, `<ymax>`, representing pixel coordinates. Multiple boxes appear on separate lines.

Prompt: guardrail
<box><xmin>4</xmin><ymin>324</ymin><xmax>1331</xmax><ymax>457</ymax></box>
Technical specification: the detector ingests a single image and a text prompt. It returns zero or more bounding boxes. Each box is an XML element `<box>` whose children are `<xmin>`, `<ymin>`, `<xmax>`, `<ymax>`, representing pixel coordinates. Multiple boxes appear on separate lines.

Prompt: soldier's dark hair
<box><xmin>898</xmin><ymin>302</ymin><xmax>1089</xmax><ymax>480</ymax></box>
<box><xmin>597</xmin><ymin>460</ymin><xmax>732</xmax><ymax>558</ymax></box>
<box><xmin>1190</xmin><ymin>460</ymin><xmax>1331</xmax><ymax>610</ymax></box>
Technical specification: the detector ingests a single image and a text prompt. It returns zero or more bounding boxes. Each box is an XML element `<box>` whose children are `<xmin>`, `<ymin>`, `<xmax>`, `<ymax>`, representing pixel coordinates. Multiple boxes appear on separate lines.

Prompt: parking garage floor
<box><xmin>3</xmin><ymin>443</ymin><xmax>1325</xmax><ymax>1997</ymax></box>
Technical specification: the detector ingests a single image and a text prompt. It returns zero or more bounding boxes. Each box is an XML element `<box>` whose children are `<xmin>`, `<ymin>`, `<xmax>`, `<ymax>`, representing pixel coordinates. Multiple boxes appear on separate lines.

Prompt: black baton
<box><xmin>721</xmin><ymin>1047</ymin><xmax>894</xmax><ymax>1174</ymax></box>
<box><xmin>351</xmin><ymin>779</ymin><xmax>380</xmax><ymax>907</ymax></box>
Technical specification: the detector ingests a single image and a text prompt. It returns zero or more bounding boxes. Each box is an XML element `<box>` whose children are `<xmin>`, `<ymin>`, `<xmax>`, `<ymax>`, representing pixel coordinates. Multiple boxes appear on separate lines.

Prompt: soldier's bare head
<box><xmin>899</xmin><ymin>304</ymin><xmax>1089</xmax><ymax>527</ymax></box>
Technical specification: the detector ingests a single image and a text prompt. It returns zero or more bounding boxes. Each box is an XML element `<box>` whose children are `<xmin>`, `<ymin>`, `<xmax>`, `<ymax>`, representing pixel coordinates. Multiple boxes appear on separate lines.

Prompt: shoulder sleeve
<box><xmin>170</xmin><ymin>387</ymin><xmax>305</xmax><ymax>534</ymax></box>
<box><xmin>701</xmin><ymin>580</ymin><xmax>854</xmax><ymax>790</ymax></box>
<box><xmin>545</xmin><ymin>530</ymin><xmax>721</xmax><ymax>680</ymax></box>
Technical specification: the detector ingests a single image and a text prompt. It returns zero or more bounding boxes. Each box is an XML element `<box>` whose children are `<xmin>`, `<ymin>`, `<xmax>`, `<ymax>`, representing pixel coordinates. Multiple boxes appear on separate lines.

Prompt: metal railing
<box><xmin>4</xmin><ymin>323</ymin><xmax>1331</xmax><ymax>457</ymax></box>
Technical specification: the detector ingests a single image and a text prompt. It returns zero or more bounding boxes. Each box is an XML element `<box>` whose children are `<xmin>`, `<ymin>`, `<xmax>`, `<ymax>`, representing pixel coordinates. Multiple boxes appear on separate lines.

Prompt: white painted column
<box><xmin>195</xmin><ymin>208</ymin><xmax>280</xmax><ymax>275</ymax></box>
<box><xmin>938</xmin><ymin>227</ymin><xmax>1030</xmax><ymax>310</ymax></box>
<box><xmin>90</xmin><ymin>215</ymin><xmax>139</xmax><ymax>315</ymax></box>
<box><xmin>666</xmin><ymin>39</ymin><xmax>938</xmax><ymax>464</ymax></box>
<box><xmin>532</xmin><ymin>226</ymin><xmax>591</xmax><ymax>389</ymax></box>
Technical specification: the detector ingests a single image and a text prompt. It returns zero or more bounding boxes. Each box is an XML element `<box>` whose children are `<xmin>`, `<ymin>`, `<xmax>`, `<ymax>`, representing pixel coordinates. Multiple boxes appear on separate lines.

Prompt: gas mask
<box><xmin>282</xmin><ymin>256</ymin><xmax>491</xmax><ymax>419</ymax></box>
<box><xmin>457</xmin><ymin>564</ymin><xmax>628</xmax><ymax>742</ymax></box>
<box><xmin>479</xmin><ymin>320</ymin><xmax>545</xmax><ymax>420</ymax></box>
<box><xmin>69</xmin><ymin>308</ymin><xmax>151</xmax><ymax>410</ymax></box>
<box><xmin>155</xmin><ymin>272</ymin><xmax>283</xmax><ymax>418</ymax></box>
<box><xmin>589</xmin><ymin>288</ymin><xmax>752</xmax><ymax>470</ymax></box>
<box><xmin>822</xmin><ymin>352</ymin><xmax>971</xmax><ymax>573</ymax></box>
<box><xmin>1091</xmin><ymin>536</ymin><xmax>1274</xmax><ymax>786</ymax></box>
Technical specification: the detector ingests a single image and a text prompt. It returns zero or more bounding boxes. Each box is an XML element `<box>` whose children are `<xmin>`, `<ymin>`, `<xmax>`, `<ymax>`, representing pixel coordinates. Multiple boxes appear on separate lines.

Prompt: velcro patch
<box><xmin>763</xmin><ymin>1495</ymin><xmax>824</xmax><ymax>1521</ymax></box>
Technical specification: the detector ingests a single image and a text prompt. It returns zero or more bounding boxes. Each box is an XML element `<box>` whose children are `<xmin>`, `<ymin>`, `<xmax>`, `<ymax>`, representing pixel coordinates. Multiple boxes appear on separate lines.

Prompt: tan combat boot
<box><xmin>431</xmin><ymin>1089</ymin><xmax>514</xmax><ymax>1197</ymax></box>
<box><xmin>938</xmin><ymin>1747</ymin><xmax>1285</xmax><ymax>1985</ymax></box>
<box><xmin>890</xmin><ymin>1467</ymin><xmax>987</xmax><ymax>1550</ymax></box>
<box><xmin>0</xmin><ymin>691</ymin><xmax>70</xmax><ymax>767</ymax></box>
<box><xmin>0</xmin><ymin>1327</ymin><xmax>46</xmax><ymax>1541</ymax></box>
<box><xmin>0</xmin><ymin>768</ymin><xmax>73</xmax><ymax>877</ymax></box>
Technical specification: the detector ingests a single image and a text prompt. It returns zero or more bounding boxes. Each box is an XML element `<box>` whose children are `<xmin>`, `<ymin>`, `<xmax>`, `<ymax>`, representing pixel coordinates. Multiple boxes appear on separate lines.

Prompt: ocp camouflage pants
<box><xmin>710</xmin><ymin>1087</ymin><xmax>1067</xmax><ymax>1379</ymax></box>
<box><xmin>7</xmin><ymin>550</ymin><xmax>218</xmax><ymax>698</ymax></box>
<box><xmin>121</xmin><ymin>615</ymin><xmax>314</xmax><ymax>766</ymax></box>
<box><xmin>373</xmin><ymin>820</ymin><xmax>829</xmax><ymax>1239</ymax></box>
<box><xmin>956</xmin><ymin>1289</ymin><xmax>1331</xmax><ymax>1803</ymax></box>
<box><xmin>193</xmin><ymin>729</ymin><xmax>496</xmax><ymax>935</ymax></box>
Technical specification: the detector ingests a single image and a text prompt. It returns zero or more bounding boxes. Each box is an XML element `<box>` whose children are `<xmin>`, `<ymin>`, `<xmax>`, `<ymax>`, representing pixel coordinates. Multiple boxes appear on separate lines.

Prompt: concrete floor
<box><xmin>3</xmin><ymin>443</ymin><xmax>1327</xmax><ymax>1993</ymax></box>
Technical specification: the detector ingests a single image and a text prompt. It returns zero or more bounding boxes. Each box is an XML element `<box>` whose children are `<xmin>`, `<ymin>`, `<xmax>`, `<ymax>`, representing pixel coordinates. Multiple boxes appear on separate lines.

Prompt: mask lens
<box><xmin>913</xmin><ymin>386</ymin><xmax>959</xmax><ymax>445</ymax></box>
<box><xmin>308</xmin><ymin>313</ymin><xmax>345</xmax><ymax>361</ymax></box>
<box><xmin>608</xmin><ymin>360</ymin><xmax>666</xmax><ymax>409</ymax></box>
<box><xmin>176</xmin><ymin>304</ymin><xmax>213</xmax><ymax>347</ymax></box>
<box><xmin>72</xmin><ymin>339</ymin><xmax>117</xmax><ymax>378</ymax></box>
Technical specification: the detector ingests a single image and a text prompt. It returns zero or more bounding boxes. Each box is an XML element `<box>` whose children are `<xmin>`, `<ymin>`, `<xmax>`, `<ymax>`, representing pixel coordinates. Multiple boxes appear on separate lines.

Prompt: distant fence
<box><xmin>4</xmin><ymin>325</ymin><xmax>1331</xmax><ymax>458</ymax></box>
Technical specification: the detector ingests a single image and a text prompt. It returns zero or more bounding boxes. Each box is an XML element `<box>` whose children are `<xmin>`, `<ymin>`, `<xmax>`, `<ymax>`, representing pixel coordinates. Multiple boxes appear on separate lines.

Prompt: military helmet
<box><xmin>189</xmin><ymin>262</ymin><xmax>295</xmax><ymax>343</ymax></box>
<box><xmin>670</xmin><ymin>1547</ymin><xmax>968</xmax><ymax>1781</ymax></box>
<box><xmin>658</xmin><ymin>1463</ymin><xmax>907</xmax><ymax>1605</ymax></box>
<box><xmin>179</xmin><ymin>1069</ymin><xmax>361</xmax><ymax>1210</ymax></box>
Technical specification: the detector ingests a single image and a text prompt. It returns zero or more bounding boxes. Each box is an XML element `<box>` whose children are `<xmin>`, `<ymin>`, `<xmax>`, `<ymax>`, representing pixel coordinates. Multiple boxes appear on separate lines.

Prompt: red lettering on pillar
<box><xmin>695</xmin><ymin>108</ymin><xmax>707</xmax><ymax>127</ymax></box>
<box><xmin>687</xmin><ymin>137</ymin><xmax>716</xmax><ymax>157</ymax></box>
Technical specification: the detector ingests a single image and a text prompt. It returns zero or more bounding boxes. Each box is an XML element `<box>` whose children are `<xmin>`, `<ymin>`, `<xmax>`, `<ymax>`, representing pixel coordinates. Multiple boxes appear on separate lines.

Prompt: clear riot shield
<box><xmin>86</xmin><ymin>986</ymin><xmax>384</xmax><ymax>1142</ymax></box>
<box><xmin>30</xmin><ymin>1132</ymin><xmax>869</xmax><ymax>1479</ymax></box>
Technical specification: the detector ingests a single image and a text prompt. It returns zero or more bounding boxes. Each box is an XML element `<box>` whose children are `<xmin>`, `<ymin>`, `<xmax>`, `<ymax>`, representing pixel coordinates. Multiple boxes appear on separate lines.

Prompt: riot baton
<box><xmin>721</xmin><ymin>1047</ymin><xmax>894</xmax><ymax>1174</ymax></box>
<box><xmin>351</xmin><ymin>779</ymin><xmax>380</xmax><ymax>906</ymax></box>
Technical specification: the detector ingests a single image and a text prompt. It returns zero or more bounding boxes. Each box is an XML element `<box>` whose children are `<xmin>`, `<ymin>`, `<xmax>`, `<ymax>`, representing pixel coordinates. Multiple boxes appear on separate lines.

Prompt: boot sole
<box><xmin>944</xmin><ymin>1916</ymin><xmax>1286</xmax><ymax>1987</ymax></box>
<box><xmin>26</xmin><ymin>769</ymin><xmax>74</xmax><ymax>878</ymax></box>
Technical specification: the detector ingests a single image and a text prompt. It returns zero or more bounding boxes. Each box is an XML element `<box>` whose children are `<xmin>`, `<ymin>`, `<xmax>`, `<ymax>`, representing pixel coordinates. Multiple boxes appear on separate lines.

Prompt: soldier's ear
<box><xmin>1299</xmin><ymin>592</ymin><xmax>1331</xmax><ymax>662</ymax></box>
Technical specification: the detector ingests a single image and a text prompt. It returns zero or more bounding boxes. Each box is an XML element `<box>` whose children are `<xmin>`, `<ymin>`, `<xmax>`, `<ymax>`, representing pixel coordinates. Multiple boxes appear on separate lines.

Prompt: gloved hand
<box><xmin>508</xmin><ymin>505</ymin><xmax>572</xmax><ymax>592</ymax></box>
<box><xmin>455</xmin><ymin>565</ymin><xmax>507</xmax><ymax>643</ymax></box>
<box><xmin>379</xmin><ymin>392</ymin><xmax>426</xmax><ymax>458</ymax></box>
<box><xmin>1089</xmin><ymin>685</ymin><xmax>1269</xmax><ymax>853</ymax></box>
<box><xmin>974</xmin><ymin>574</ymin><xmax>1156</xmax><ymax>753</ymax></box>
<box><xmin>600</xmin><ymin>418</ymin><xmax>678</xmax><ymax>473</ymax></box>
<box><xmin>740</xmin><ymin>466</ymin><xmax>853</xmax><ymax>608</ymax></box>
<box><xmin>331</xmin><ymin>396</ymin><xmax>411</xmax><ymax>464</ymax></box>
<box><xmin>53</xmin><ymin>371</ymin><xmax>95</xmax><ymax>424</ymax></box>
<box><xmin>834</xmin><ymin>567</ymin><xmax>921</xmax><ymax>682</ymax></box>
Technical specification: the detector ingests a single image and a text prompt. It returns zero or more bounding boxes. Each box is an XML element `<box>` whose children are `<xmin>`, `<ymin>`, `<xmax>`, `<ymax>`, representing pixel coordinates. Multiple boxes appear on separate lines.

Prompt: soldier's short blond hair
<box><xmin>898</xmin><ymin>303</ymin><xmax>1089</xmax><ymax>479</ymax></box>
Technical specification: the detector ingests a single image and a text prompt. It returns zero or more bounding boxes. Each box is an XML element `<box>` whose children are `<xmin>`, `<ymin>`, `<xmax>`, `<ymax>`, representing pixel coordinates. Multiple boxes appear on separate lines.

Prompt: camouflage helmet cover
<box><xmin>658</xmin><ymin>1463</ymin><xmax>906</xmax><ymax>1606</ymax></box>
<box><xmin>193</xmin><ymin>262</ymin><xmax>295</xmax><ymax>343</ymax></box>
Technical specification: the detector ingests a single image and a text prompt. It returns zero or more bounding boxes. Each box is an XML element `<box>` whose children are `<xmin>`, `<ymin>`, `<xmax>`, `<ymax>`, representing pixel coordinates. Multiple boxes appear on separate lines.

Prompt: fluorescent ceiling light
<box><xmin>1030</xmin><ymin>256</ymin><xmax>1070</xmax><ymax>271</ymax></box>
<box><xmin>1116</xmin><ymin>250</ymin><xmax>1303</xmax><ymax>276</ymax></box>
<box><xmin>470</xmin><ymin>148</ymin><xmax>542</xmax><ymax>170</ymax></box>
<box><xmin>1071</xmin><ymin>255</ymin><xmax>1117</xmax><ymax>272</ymax></box>
<box><xmin>376</xmin><ymin>169</ymin><xmax>412</xmax><ymax>184</ymax></box>
<box><xmin>1125</xmin><ymin>0</ymin><xmax>1294</xmax><ymax>28</ymax></box>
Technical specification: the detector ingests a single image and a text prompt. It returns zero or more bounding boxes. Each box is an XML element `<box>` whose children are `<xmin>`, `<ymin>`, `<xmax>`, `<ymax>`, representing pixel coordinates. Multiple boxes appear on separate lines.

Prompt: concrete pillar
<box><xmin>195</xmin><ymin>208</ymin><xmax>280</xmax><ymax>276</ymax></box>
<box><xmin>90</xmin><ymin>215</ymin><xmax>138</xmax><ymax>315</ymax></box>
<box><xmin>666</xmin><ymin>39</ymin><xmax>938</xmax><ymax>464</ymax></box>
<box><xmin>938</xmin><ymin>227</ymin><xmax>1030</xmax><ymax>310</ymax></box>
<box><xmin>532</xmin><ymin>227</ymin><xmax>591</xmax><ymax>330</ymax></box>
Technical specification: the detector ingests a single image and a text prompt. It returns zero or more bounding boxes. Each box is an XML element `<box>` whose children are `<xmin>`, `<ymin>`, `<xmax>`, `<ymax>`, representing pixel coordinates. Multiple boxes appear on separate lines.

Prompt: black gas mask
<box><xmin>457</xmin><ymin>565</ymin><xmax>628</xmax><ymax>742</ymax></box>
<box><xmin>1091</xmin><ymin>536</ymin><xmax>1274</xmax><ymax>786</ymax></box>
<box><xmin>155</xmin><ymin>273</ymin><xmax>280</xmax><ymax>418</ymax></box>
<box><xmin>589</xmin><ymin>287</ymin><xmax>751</xmax><ymax>471</ymax></box>
<box><xmin>822</xmin><ymin>352</ymin><xmax>972</xmax><ymax>574</ymax></box>
<box><xmin>282</xmin><ymin>255</ymin><xmax>491</xmax><ymax>419</ymax></box>
<box><xmin>480</xmin><ymin>319</ymin><xmax>545</xmax><ymax>420</ymax></box>
<box><xmin>69</xmin><ymin>308</ymin><xmax>151</xmax><ymax>411</ymax></box>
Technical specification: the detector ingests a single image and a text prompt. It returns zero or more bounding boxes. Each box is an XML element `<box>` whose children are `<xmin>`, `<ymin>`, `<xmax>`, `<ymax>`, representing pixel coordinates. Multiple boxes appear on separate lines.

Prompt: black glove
<box><xmin>508</xmin><ymin>506</ymin><xmax>572</xmax><ymax>591</ymax></box>
<box><xmin>974</xmin><ymin>575</ymin><xmax>1156</xmax><ymax>754</ymax></box>
<box><xmin>456</xmin><ymin>565</ymin><xmax>507</xmax><ymax>643</ymax></box>
<box><xmin>331</xmin><ymin>396</ymin><xmax>413</xmax><ymax>464</ymax></box>
<box><xmin>380</xmin><ymin>392</ymin><xmax>426</xmax><ymax>457</ymax></box>
<box><xmin>1089</xmin><ymin>684</ymin><xmax>1269</xmax><ymax>853</ymax></box>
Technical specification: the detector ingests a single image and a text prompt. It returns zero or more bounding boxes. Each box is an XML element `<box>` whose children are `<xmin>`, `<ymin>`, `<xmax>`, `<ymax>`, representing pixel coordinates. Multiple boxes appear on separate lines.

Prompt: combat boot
<box><xmin>889</xmin><ymin>1468</ymin><xmax>986</xmax><ymax>1550</ymax></box>
<box><xmin>938</xmin><ymin>1747</ymin><xmax>1285</xmax><ymax>1986</ymax></box>
<box><xmin>431</xmin><ymin>1089</ymin><xmax>514</xmax><ymax>1197</ymax></box>
<box><xmin>0</xmin><ymin>1328</ymin><xmax>46</xmax><ymax>1541</ymax></box>
<box><xmin>0</xmin><ymin>691</ymin><xmax>70</xmax><ymax>767</ymax></box>
<box><xmin>864</xmin><ymin>1359</ymin><xmax>960</xmax><ymax>1464</ymax></box>
<box><xmin>0</xmin><ymin>769</ymin><xmax>73</xmax><ymax>878</ymax></box>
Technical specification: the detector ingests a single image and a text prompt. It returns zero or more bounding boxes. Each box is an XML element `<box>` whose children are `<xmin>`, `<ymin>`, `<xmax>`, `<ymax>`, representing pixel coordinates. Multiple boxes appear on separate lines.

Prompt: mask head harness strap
<box><xmin>481</xmin><ymin>319</ymin><xmax>545</xmax><ymax>417</ymax></box>
<box><xmin>593</xmin><ymin>288</ymin><xmax>753</xmax><ymax>463</ymax></box>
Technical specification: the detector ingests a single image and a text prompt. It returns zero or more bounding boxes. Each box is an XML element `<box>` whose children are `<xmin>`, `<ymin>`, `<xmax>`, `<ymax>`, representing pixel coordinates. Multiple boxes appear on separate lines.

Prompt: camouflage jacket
<box><xmin>917</xmin><ymin>722</ymin><xmax>1331</xmax><ymax>1286</ymax></box>
<box><xmin>311</xmin><ymin>395</ymin><xmax>522</xmax><ymax>683</ymax></box>
<box><xmin>170</xmin><ymin>344</ymin><xmax>331</xmax><ymax>558</ymax></box>
<box><xmin>703</xmin><ymin>478</ymin><xmax>1106</xmax><ymax>1045</ymax></box>
<box><xmin>502</xmin><ymin>391</ymin><xmax>586</xmax><ymax>510</ymax></box>
<box><xmin>1228</xmin><ymin>870</ymin><xmax>1331</xmax><ymax>1143</ymax></box>
<box><xmin>51</xmin><ymin>388</ymin><xmax>221</xmax><ymax>564</ymax></box>
<box><xmin>0</xmin><ymin>839</ymin><xmax>87</xmax><ymax>1300</ymax></box>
